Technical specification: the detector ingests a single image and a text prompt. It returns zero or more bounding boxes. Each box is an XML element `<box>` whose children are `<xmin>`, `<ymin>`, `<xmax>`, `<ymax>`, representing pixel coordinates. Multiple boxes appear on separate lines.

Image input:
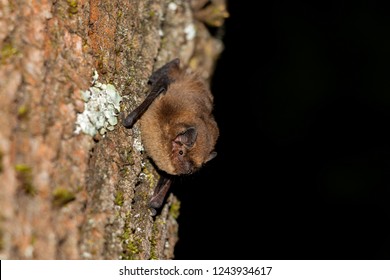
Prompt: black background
<box><xmin>173</xmin><ymin>0</ymin><xmax>390</xmax><ymax>259</ymax></box>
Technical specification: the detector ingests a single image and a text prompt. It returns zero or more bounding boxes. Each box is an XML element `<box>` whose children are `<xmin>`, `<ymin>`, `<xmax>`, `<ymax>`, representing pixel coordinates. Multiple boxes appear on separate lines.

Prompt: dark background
<box><xmin>174</xmin><ymin>0</ymin><xmax>390</xmax><ymax>259</ymax></box>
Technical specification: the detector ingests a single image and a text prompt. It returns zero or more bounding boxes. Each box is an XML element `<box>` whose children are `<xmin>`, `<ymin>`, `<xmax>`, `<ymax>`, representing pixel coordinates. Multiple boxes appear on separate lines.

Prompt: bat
<box><xmin>123</xmin><ymin>58</ymin><xmax>219</xmax><ymax>215</ymax></box>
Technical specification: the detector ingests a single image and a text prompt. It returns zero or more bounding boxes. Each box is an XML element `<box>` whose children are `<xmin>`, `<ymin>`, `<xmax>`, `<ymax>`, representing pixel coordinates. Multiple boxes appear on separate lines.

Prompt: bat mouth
<box><xmin>185</xmin><ymin>165</ymin><xmax>200</xmax><ymax>176</ymax></box>
<box><xmin>177</xmin><ymin>168</ymin><xmax>193</xmax><ymax>176</ymax></box>
<box><xmin>186</xmin><ymin>169</ymin><xmax>193</xmax><ymax>175</ymax></box>
<box><xmin>175</xmin><ymin>164</ymin><xmax>195</xmax><ymax>176</ymax></box>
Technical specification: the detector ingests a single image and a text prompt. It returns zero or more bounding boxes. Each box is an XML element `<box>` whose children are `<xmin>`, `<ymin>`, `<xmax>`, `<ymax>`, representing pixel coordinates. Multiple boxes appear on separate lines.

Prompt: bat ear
<box><xmin>174</xmin><ymin>127</ymin><xmax>197</xmax><ymax>148</ymax></box>
<box><xmin>206</xmin><ymin>151</ymin><xmax>217</xmax><ymax>163</ymax></box>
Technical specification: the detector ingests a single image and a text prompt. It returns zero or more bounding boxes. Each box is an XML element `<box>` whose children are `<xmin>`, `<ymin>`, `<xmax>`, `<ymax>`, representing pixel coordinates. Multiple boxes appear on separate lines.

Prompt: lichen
<box><xmin>168</xmin><ymin>2</ymin><xmax>178</xmax><ymax>11</ymax></box>
<box><xmin>14</xmin><ymin>164</ymin><xmax>36</xmax><ymax>195</ymax></box>
<box><xmin>52</xmin><ymin>187</ymin><xmax>76</xmax><ymax>207</ymax></box>
<box><xmin>75</xmin><ymin>70</ymin><xmax>122</xmax><ymax>137</ymax></box>
<box><xmin>184</xmin><ymin>23</ymin><xmax>196</xmax><ymax>41</ymax></box>
<box><xmin>133</xmin><ymin>137</ymin><xmax>144</xmax><ymax>152</ymax></box>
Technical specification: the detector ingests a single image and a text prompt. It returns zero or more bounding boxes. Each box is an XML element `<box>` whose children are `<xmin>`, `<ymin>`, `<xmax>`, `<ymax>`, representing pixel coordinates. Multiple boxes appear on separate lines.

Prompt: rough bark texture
<box><xmin>0</xmin><ymin>0</ymin><xmax>227</xmax><ymax>259</ymax></box>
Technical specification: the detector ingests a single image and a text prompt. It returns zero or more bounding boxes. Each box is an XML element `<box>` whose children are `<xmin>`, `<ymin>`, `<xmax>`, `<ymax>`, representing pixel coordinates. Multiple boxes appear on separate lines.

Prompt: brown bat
<box><xmin>123</xmin><ymin>58</ymin><xmax>219</xmax><ymax>215</ymax></box>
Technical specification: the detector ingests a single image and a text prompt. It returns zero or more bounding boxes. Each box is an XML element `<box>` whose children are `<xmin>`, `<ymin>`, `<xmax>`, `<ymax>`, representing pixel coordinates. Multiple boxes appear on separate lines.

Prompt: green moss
<box><xmin>67</xmin><ymin>0</ymin><xmax>77</xmax><ymax>8</ymax></box>
<box><xmin>149</xmin><ymin>215</ymin><xmax>170</xmax><ymax>260</ymax></box>
<box><xmin>67</xmin><ymin>0</ymin><xmax>78</xmax><ymax>14</ymax></box>
<box><xmin>142</xmin><ymin>162</ymin><xmax>158</xmax><ymax>190</ymax></box>
<box><xmin>149</xmin><ymin>245</ymin><xmax>158</xmax><ymax>259</ymax></box>
<box><xmin>1</xmin><ymin>43</ymin><xmax>18</xmax><ymax>64</ymax></box>
<box><xmin>114</xmin><ymin>191</ymin><xmax>124</xmax><ymax>206</ymax></box>
<box><xmin>17</xmin><ymin>105</ymin><xmax>28</xmax><ymax>119</ymax></box>
<box><xmin>121</xmin><ymin>236</ymin><xmax>143</xmax><ymax>260</ymax></box>
<box><xmin>169</xmin><ymin>200</ymin><xmax>181</xmax><ymax>219</ymax></box>
<box><xmin>120</xmin><ymin>212</ymin><xmax>143</xmax><ymax>260</ymax></box>
<box><xmin>52</xmin><ymin>187</ymin><xmax>76</xmax><ymax>207</ymax></box>
<box><xmin>149</xmin><ymin>223</ymin><xmax>159</xmax><ymax>260</ymax></box>
<box><xmin>126</xmin><ymin>240</ymin><xmax>140</xmax><ymax>255</ymax></box>
<box><xmin>15</xmin><ymin>164</ymin><xmax>31</xmax><ymax>173</ymax></box>
<box><xmin>15</xmin><ymin>164</ymin><xmax>36</xmax><ymax>195</ymax></box>
<box><xmin>122</xmin><ymin>227</ymin><xmax>130</xmax><ymax>241</ymax></box>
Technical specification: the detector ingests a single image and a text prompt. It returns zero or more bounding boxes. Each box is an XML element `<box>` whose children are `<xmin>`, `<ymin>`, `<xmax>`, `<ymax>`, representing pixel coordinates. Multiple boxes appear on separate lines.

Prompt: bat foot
<box><xmin>149</xmin><ymin>207</ymin><xmax>157</xmax><ymax>216</ymax></box>
<box><xmin>149</xmin><ymin>198</ymin><xmax>162</xmax><ymax>210</ymax></box>
<box><xmin>148</xmin><ymin>197</ymin><xmax>164</xmax><ymax>216</ymax></box>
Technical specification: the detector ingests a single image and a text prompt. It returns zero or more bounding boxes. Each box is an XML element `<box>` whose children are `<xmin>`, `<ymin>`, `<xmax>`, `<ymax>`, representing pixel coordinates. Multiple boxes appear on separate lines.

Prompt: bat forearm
<box><xmin>123</xmin><ymin>76</ymin><xmax>169</xmax><ymax>128</ymax></box>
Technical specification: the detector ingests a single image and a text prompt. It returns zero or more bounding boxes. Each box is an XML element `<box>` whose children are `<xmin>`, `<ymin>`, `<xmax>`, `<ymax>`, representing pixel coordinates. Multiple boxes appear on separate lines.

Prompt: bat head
<box><xmin>170</xmin><ymin>123</ymin><xmax>218</xmax><ymax>175</ymax></box>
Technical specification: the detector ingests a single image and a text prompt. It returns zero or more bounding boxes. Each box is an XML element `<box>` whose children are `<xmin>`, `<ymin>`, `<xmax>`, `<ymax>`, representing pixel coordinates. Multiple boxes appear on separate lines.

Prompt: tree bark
<box><xmin>0</xmin><ymin>0</ymin><xmax>227</xmax><ymax>259</ymax></box>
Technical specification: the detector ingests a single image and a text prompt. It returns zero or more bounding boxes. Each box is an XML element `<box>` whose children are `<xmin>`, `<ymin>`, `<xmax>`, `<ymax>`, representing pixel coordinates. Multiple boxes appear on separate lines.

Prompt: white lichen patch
<box><xmin>133</xmin><ymin>137</ymin><xmax>144</xmax><ymax>152</ymax></box>
<box><xmin>184</xmin><ymin>23</ymin><xmax>196</xmax><ymax>41</ymax></box>
<box><xmin>75</xmin><ymin>71</ymin><xmax>122</xmax><ymax>136</ymax></box>
<box><xmin>168</xmin><ymin>2</ymin><xmax>178</xmax><ymax>11</ymax></box>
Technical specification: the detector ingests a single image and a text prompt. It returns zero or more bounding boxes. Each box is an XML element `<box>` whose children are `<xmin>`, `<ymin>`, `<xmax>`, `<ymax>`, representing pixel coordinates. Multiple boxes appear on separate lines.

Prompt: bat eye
<box><xmin>179</xmin><ymin>150</ymin><xmax>183</xmax><ymax>155</ymax></box>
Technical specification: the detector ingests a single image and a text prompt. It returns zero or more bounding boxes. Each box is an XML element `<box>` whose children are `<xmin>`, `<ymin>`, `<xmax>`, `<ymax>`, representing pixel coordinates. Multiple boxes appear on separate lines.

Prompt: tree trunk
<box><xmin>0</xmin><ymin>0</ymin><xmax>227</xmax><ymax>259</ymax></box>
